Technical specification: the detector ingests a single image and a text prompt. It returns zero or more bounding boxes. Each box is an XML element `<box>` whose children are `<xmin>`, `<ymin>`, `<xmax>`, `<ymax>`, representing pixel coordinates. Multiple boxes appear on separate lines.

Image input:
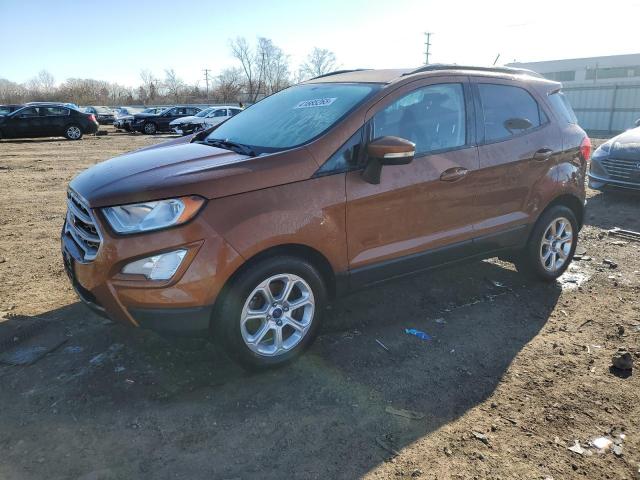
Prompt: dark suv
<box><xmin>131</xmin><ymin>105</ymin><xmax>203</xmax><ymax>134</ymax></box>
<box><xmin>63</xmin><ymin>66</ymin><xmax>589</xmax><ymax>369</ymax></box>
<box><xmin>0</xmin><ymin>103</ymin><xmax>99</xmax><ymax>140</ymax></box>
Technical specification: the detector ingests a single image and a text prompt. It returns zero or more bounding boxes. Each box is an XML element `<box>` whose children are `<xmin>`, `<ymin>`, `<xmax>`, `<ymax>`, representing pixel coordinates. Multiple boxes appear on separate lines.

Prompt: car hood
<box><xmin>609</xmin><ymin>127</ymin><xmax>640</xmax><ymax>160</ymax></box>
<box><xmin>132</xmin><ymin>113</ymin><xmax>157</xmax><ymax>120</ymax></box>
<box><xmin>169</xmin><ymin>115</ymin><xmax>198</xmax><ymax>126</ymax></box>
<box><xmin>69</xmin><ymin>140</ymin><xmax>320</xmax><ymax>208</ymax></box>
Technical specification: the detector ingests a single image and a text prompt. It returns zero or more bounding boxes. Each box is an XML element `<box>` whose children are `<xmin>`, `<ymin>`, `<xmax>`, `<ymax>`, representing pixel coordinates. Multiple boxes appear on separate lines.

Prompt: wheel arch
<box><xmin>543</xmin><ymin>193</ymin><xmax>585</xmax><ymax>230</ymax></box>
<box><xmin>210</xmin><ymin>243</ymin><xmax>339</xmax><ymax>329</ymax></box>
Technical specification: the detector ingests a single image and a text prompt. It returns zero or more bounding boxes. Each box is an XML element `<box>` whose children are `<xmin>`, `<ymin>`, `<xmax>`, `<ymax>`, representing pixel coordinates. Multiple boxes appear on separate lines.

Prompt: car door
<box><xmin>345</xmin><ymin>77</ymin><xmax>481</xmax><ymax>287</ymax></box>
<box><xmin>207</xmin><ymin>108</ymin><xmax>228</xmax><ymax>126</ymax></box>
<box><xmin>470</xmin><ymin>78</ymin><xmax>562</xmax><ymax>248</ymax></box>
<box><xmin>40</xmin><ymin>106</ymin><xmax>69</xmax><ymax>136</ymax></box>
<box><xmin>7</xmin><ymin>107</ymin><xmax>43</xmax><ymax>137</ymax></box>
<box><xmin>159</xmin><ymin>107</ymin><xmax>179</xmax><ymax>129</ymax></box>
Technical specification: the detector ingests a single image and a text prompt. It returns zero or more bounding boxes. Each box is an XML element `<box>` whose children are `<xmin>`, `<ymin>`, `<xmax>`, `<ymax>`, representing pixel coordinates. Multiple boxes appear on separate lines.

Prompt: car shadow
<box><xmin>0</xmin><ymin>138</ymin><xmax>71</xmax><ymax>144</ymax></box>
<box><xmin>585</xmin><ymin>189</ymin><xmax>640</xmax><ymax>231</ymax></box>
<box><xmin>0</xmin><ymin>259</ymin><xmax>561</xmax><ymax>479</ymax></box>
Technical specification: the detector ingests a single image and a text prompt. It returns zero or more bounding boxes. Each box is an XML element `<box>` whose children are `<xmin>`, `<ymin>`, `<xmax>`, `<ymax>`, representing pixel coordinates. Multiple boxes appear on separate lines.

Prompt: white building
<box><xmin>507</xmin><ymin>54</ymin><xmax>640</xmax><ymax>136</ymax></box>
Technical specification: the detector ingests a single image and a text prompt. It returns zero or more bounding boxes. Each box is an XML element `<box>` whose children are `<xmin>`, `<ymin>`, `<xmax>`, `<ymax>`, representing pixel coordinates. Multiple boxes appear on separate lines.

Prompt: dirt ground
<box><xmin>0</xmin><ymin>129</ymin><xmax>638</xmax><ymax>480</ymax></box>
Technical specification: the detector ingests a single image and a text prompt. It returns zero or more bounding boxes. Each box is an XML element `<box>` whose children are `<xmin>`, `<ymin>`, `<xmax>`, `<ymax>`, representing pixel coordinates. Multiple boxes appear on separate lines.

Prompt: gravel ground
<box><xmin>0</xmin><ymin>130</ymin><xmax>638</xmax><ymax>480</ymax></box>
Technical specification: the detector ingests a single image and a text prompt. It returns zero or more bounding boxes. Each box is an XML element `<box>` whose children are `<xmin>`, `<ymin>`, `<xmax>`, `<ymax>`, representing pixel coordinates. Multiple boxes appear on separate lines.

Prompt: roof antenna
<box><xmin>493</xmin><ymin>54</ymin><xmax>501</xmax><ymax>66</ymax></box>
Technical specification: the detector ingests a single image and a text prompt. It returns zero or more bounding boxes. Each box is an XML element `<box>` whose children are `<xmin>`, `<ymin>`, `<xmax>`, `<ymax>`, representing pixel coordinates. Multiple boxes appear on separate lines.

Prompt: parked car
<box><xmin>0</xmin><ymin>103</ymin><xmax>98</xmax><ymax>140</ymax></box>
<box><xmin>170</xmin><ymin>106</ymin><xmax>243</xmax><ymax>135</ymax></box>
<box><xmin>131</xmin><ymin>105</ymin><xmax>202</xmax><ymax>134</ymax></box>
<box><xmin>26</xmin><ymin>101</ymin><xmax>79</xmax><ymax>110</ymax></box>
<box><xmin>83</xmin><ymin>106</ymin><xmax>115</xmax><ymax>125</ymax></box>
<box><xmin>0</xmin><ymin>104</ymin><xmax>24</xmax><ymax>116</ymax></box>
<box><xmin>589</xmin><ymin>126</ymin><xmax>640</xmax><ymax>191</ymax></box>
<box><xmin>62</xmin><ymin>66</ymin><xmax>589</xmax><ymax>369</ymax></box>
<box><xmin>113</xmin><ymin>107</ymin><xmax>146</xmax><ymax>131</ymax></box>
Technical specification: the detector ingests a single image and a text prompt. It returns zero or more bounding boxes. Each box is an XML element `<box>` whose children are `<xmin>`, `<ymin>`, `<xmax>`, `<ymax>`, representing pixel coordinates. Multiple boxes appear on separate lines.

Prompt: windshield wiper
<box><xmin>203</xmin><ymin>138</ymin><xmax>256</xmax><ymax>157</ymax></box>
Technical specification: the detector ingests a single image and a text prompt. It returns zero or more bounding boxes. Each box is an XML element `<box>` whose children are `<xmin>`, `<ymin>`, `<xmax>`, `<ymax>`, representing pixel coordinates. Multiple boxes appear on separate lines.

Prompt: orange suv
<box><xmin>62</xmin><ymin>65</ymin><xmax>590</xmax><ymax>369</ymax></box>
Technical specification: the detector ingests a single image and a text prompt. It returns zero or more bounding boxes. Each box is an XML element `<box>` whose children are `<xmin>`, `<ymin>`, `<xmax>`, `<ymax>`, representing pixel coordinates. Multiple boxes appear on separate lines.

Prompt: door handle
<box><xmin>533</xmin><ymin>148</ymin><xmax>553</xmax><ymax>161</ymax></box>
<box><xmin>440</xmin><ymin>167</ymin><xmax>468</xmax><ymax>182</ymax></box>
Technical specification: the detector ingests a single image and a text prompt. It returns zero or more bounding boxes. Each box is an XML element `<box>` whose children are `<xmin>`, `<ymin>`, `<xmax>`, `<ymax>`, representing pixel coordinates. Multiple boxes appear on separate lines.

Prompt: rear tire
<box><xmin>64</xmin><ymin>124</ymin><xmax>83</xmax><ymax>140</ymax></box>
<box><xmin>215</xmin><ymin>255</ymin><xmax>327</xmax><ymax>370</ymax></box>
<box><xmin>143</xmin><ymin>122</ymin><xmax>157</xmax><ymax>135</ymax></box>
<box><xmin>514</xmin><ymin>205</ymin><xmax>578</xmax><ymax>282</ymax></box>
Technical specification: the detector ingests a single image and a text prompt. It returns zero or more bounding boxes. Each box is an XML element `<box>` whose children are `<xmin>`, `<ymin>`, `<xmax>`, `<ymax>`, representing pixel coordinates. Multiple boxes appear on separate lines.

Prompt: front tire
<box><xmin>216</xmin><ymin>255</ymin><xmax>327</xmax><ymax>370</ymax></box>
<box><xmin>143</xmin><ymin>122</ymin><xmax>157</xmax><ymax>135</ymax></box>
<box><xmin>514</xmin><ymin>205</ymin><xmax>578</xmax><ymax>281</ymax></box>
<box><xmin>64</xmin><ymin>124</ymin><xmax>83</xmax><ymax>140</ymax></box>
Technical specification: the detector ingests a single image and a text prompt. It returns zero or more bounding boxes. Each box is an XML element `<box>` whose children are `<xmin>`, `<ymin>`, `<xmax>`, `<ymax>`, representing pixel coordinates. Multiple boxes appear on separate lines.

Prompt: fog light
<box><xmin>122</xmin><ymin>249</ymin><xmax>187</xmax><ymax>280</ymax></box>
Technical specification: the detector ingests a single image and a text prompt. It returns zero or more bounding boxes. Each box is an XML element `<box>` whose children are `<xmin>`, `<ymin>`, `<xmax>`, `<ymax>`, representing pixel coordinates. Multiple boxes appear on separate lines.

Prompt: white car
<box><xmin>169</xmin><ymin>106</ymin><xmax>243</xmax><ymax>135</ymax></box>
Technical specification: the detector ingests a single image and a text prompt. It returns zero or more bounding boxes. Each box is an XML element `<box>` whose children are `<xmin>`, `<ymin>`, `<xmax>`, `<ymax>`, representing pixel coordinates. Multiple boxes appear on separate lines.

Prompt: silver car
<box><xmin>170</xmin><ymin>106</ymin><xmax>243</xmax><ymax>135</ymax></box>
<box><xmin>589</xmin><ymin>127</ymin><xmax>640</xmax><ymax>191</ymax></box>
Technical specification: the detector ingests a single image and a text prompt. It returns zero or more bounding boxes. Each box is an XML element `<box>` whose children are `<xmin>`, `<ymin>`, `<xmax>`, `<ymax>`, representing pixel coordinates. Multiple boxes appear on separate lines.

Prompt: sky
<box><xmin>2</xmin><ymin>0</ymin><xmax>640</xmax><ymax>87</ymax></box>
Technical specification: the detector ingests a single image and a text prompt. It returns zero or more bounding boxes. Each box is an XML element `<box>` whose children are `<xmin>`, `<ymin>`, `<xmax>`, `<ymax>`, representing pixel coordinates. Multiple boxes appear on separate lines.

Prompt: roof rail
<box><xmin>309</xmin><ymin>69</ymin><xmax>371</xmax><ymax>80</ymax></box>
<box><xmin>404</xmin><ymin>64</ymin><xmax>543</xmax><ymax>78</ymax></box>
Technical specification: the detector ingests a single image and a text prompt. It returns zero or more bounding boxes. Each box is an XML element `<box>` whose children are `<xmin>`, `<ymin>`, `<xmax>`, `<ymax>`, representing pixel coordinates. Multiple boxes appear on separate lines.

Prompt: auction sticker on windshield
<box><xmin>294</xmin><ymin>98</ymin><xmax>337</xmax><ymax>109</ymax></box>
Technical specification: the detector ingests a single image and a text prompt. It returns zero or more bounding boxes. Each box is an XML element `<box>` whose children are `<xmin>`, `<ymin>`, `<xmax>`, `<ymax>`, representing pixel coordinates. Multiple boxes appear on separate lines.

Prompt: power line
<box><xmin>203</xmin><ymin>68</ymin><xmax>212</xmax><ymax>99</ymax></box>
<box><xmin>424</xmin><ymin>32</ymin><xmax>432</xmax><ymax>65</ymax></box>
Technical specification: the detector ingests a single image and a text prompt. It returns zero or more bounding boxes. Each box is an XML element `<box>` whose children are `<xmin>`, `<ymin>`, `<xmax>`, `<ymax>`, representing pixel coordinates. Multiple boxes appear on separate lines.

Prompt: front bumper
<box><xmin>172</xmin><ymin>124</ymin><xmax>197</xmax><ymax>135</ymax></box>
<box><xmin>60</xmin><ymin>207</ymin><xmax>244</xmax><ymax>336</ymax></box>
<box><xmin>588</xmin><ymin>171</ymin><xmax>640</xmax><ymax>191</ymax></box>
<box><xmin>96</xmin><ymin>116</ymin><xmax>115</xmax><ymax>125</ymax></box>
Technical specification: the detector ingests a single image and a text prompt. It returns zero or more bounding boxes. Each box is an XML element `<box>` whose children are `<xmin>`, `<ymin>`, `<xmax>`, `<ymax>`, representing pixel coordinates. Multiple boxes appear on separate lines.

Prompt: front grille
<box><xmin>601</xmin><ymin>157</ymin><xmax>640</xmax><ymax>182</ymax></box>
<box><xmin>64</xmin><ymin>190</ymin><xmax>102</xmax><ymax>262</ymax></box>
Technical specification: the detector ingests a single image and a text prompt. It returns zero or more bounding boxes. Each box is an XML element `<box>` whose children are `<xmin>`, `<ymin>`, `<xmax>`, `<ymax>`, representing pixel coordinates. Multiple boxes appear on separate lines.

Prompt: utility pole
<box><xmin>424</xmin><ymin>32</ymin><xmax>432</xmax><ymax>65</ymax></box>
<box><xmin>203</xmin><ymin>68</ymin><xmax>211</xmax><ymax>100</ymax></box>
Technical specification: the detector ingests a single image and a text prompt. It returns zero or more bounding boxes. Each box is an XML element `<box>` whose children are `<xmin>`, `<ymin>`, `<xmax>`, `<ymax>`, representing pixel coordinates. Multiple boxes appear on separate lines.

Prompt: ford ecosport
<box><xmin>62</xmin><ymin>65</ymin><xmax>590</xmax><ymax>369</ymax></box>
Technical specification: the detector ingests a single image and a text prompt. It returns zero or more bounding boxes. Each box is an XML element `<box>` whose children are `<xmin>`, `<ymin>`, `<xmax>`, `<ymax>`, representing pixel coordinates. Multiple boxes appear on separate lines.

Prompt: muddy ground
<box><xmin>0</xmin><ymin>129</ymin><xmax>638</xmax><ymax>480</ymax></box>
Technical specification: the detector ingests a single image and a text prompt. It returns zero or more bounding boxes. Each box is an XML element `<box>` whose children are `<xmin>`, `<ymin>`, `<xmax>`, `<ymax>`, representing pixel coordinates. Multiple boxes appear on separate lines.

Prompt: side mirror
<box><xmin>362</xmin><ymin>136</ymin><xmax>415</xmax><ymax>184</ymax></box>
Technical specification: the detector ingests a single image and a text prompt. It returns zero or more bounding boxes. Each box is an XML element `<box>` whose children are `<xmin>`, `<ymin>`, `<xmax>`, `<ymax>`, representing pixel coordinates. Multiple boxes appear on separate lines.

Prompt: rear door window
<box><xmin>373</xmin><ymin>83</ymin><xmax>467</xmax><ymax>155</ymax></box>
<box><xmin>477</xmin><ymin>84</ymin><xmax>545</xmax><ymax>142</ymax></box>
<box><xmin>42</xmin><ymin>107</ymin><xmax>69</xmax><ymax>116</ymax></box>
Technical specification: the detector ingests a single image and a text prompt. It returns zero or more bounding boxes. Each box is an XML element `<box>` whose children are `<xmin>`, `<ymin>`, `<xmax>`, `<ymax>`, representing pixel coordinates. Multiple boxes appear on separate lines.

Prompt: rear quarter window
<box><xmin>548</xmin><ymin>91</ymin><xmax>578</xmax><ymax>124</ymax></box>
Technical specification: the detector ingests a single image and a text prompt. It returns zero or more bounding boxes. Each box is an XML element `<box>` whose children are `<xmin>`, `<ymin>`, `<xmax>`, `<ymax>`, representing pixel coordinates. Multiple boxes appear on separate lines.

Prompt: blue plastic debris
<box><xmin>404</xmin><ymin>328</ymin><xmax>432</xmax><ymax>341</ymax></box>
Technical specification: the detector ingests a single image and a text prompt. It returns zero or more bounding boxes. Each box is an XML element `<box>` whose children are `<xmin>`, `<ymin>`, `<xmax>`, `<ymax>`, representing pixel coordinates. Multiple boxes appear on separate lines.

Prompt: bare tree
<box><xmin>215</xmin><ymin>68</ymin><xmax>243</xmax><ymax>103</ymax></box>
<box><xmin>299</xmin><ymin>48</ymin><xmax>338</xmax><ymax>80</ymax></box>
<box><xmin>0</xmin><ymin>78</ymin><xmax>27</xmax><ymax>103</ymax></box>
<box><xmin>230</xmin><ymin>37</ymin><xmax>261</xmax><ymax>103</ymax></box>
<box><xmin>258</xmin><ymin>37</ymin><xmax>290</xmax><ymax>95</ymax></box>
<box><xmin>163</xmin><ymin>69</ymin><xmax>185</xmax><ymax>102</ymax></box>
<box><xmin>25</xmin><ymin>70</ymin><xmax>56</xmax><ymax>100</ymax></box>
<box><xmin>139</xmin><ymin>69</ymin><xmax>158</xmax><ymax>103</ymax></box>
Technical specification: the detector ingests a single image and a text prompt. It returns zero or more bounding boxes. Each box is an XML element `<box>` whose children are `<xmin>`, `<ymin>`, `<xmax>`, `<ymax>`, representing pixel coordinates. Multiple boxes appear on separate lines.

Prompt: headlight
<box><xmin>102</xmin><ymin>196</ymin><xmax>205</xmax><ymax>234</ymax></box>
<box><xmin>592</xmin><ymin>141</ymin><xmax>612</xmax><ymax>160</ymax></box>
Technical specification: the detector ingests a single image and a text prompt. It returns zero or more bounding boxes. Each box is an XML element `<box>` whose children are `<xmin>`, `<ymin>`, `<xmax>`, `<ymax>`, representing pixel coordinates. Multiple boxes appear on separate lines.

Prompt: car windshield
<box><xmin>94</xmin><ymin>106</ymin><xmax>112</xmax><ymax>114</ymax></box>
<box><xmin>205</xmin><ymin>83</ymin><xmax>380</xmax><ymax>151</ymax></box>
<box><xmin>195</xmin><ymin>107</ymin><xmax>215</xmax><ymax>118</ymax></box>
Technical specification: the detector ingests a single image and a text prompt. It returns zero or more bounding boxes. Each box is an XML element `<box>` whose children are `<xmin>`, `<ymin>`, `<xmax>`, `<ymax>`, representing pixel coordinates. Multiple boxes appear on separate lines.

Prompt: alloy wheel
<box><xmin>240</xmin><ymin>273</ymin><xmax>315</xmax><ymax>357</ymax></box>
<box><xmin>539</xmin><ymin>217</ymin><xmax>574</xmax><ymax>272</ymax></box>
<box><xmin>67</xmin><ymin>126</ymin><xmax>82</xmax><ymax>140</ymax></box>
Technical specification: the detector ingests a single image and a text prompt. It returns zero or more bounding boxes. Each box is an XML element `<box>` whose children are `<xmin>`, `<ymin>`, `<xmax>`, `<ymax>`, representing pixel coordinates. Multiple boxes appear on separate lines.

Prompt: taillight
<box><xmin>88</xmin><ymin>114</ymin><xmax>97</xmax><ymax>123</ymax></box>
<box><xmin>580</xmin><ymin>136</ymin><xmax>591</xmax><ymax>162</ymax></box>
